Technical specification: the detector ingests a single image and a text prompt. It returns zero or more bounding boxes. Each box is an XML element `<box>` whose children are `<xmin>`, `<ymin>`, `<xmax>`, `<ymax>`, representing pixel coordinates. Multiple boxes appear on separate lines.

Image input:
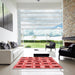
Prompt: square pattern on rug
<box><xmin>13</xmin><ymin>57</ymin><xmax>62</xmax><ymax>69</ymax></box>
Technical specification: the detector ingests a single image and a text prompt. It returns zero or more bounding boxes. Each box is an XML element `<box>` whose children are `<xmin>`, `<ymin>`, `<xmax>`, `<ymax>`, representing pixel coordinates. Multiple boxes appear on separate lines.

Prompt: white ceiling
<box><xmin>18</xmin><ymin>3</ymin><xmax>62</xmax><ymax>9</ymax></box>
<box><xmin>3</xmin><ymin>0</ymin><xmax>62</xmax><ymax>10</ymax></box>
<box><xmin>15</xmin><ymin>0</ymin><xmax>62</xmax><ymax>9</ymax></box>
<box><xmin>16</xmin><ymin>0</ymin><xmax>61</xmax><ymax>3</ymax></box>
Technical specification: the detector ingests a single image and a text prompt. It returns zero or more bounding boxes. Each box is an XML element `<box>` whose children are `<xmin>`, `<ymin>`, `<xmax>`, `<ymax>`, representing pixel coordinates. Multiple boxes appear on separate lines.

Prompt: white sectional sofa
<box><xmin>0</xmin><ymin>46</ymin><xmax>24</xmax><ymax>64</ymax></box>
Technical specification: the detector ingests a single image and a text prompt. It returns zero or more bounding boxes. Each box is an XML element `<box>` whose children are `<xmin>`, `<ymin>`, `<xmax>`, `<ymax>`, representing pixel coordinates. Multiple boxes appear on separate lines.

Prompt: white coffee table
<box><xmin>34</xmin><ymin>49</ymin><xmax>49</xmax><ymax>57</ymax></box>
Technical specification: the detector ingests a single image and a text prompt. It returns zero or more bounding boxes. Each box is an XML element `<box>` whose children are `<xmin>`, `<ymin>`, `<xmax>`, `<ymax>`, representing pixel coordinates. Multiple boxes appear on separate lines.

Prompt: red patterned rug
<box><xmin>13</xmin><ymin>57</ymin><xmax>62</xmax><ymax>69</ymax></box>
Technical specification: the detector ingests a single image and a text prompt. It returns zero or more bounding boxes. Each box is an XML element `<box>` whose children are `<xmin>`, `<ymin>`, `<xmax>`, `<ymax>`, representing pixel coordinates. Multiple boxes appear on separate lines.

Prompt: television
<box><xmin>0</xmin><ymin>1</ymin><xmax>13</xmax><ymax>31</ymax></box>
<box><xmin>0</xmin><ymin>1</ymin><xmax>3</xmax><ymax>27</ymax></box>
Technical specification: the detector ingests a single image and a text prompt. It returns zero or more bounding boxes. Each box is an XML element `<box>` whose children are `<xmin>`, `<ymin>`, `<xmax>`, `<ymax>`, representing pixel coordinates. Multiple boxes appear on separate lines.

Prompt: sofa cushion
<box><xmin>13</xmin><ymin>47</ymin><xmax>23</xmax><ymax>60</ymax></box>
<box><xmin>59</xmin><ymin>49</ymin><xmax>72</xmax><ymax>57</ymax></box>
<box><xmin>13</xmin><ymin>48</ymin><xmax>19</xmax><ymax>60</ymax></box>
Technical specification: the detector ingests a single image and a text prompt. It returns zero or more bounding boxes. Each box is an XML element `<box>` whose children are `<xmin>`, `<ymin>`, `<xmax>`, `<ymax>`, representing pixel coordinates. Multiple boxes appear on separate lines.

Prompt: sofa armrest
<box><xmin>0</xmin><ymin>50</ymin><xmax>13</xmax><ymax>64</ymax></box>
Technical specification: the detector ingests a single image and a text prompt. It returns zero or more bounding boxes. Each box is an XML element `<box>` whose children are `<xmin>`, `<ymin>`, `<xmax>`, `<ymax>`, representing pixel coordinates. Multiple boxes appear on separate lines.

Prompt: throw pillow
<box><xmin>0</xmin><ymin>42</ymin><xmax>8</xmax><ymax>49</ymax></box>
<box><xmin>7</xmin><ymin>43</ymin><xmax>11</xmax><ymax>49</ymax></box>
<box><xmin>10</xmin><ymin>42</ymin><xmax>18</xmax><ymax>48</ymax></box>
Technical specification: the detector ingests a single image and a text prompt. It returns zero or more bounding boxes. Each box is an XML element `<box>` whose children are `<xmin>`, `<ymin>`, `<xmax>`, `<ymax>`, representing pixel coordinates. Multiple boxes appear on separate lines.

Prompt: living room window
<box><xmin>19</xmin><ymin>10</ymin><xmax>63</xmax><ymax>48</ymax></box>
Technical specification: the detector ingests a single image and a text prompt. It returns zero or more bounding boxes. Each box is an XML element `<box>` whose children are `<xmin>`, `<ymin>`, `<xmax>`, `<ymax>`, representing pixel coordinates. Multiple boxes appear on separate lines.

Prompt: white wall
<box><xmin>0</xmin><ymin>0</ymin><xmax>18</xmax><ymax>42</ymax></box>
<box><xmin>0</xmin><ymin>27</ymin><xmax>17</xmax><ymax>42</ymax></box>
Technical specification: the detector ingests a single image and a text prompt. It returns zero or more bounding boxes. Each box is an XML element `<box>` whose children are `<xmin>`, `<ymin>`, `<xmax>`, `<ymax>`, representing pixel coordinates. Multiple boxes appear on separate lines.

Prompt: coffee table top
<box><xmin>34</xmin><ymin>49</ymin><xmax>49</xmax><ymax>54</ymax></box>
